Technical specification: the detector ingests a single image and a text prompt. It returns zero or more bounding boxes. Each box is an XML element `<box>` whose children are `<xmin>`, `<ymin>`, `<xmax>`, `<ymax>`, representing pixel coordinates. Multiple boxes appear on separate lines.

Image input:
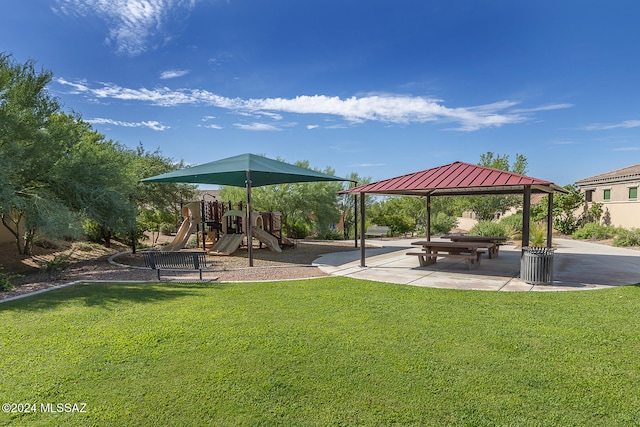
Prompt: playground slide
<box><xmin>251</xmin><ymin>227</ymin><xmax>282</xmax><ymax>253</ymax></box>
<box><xmin>164</xmin><ymin>202</ymin><xmax>200</xmax><ymax>252</ymax></box>
<box><xmin>164</xmin><ymin>220</ymin><xmax>197</xmax><ymax>252</ymax></box>
<box><xmin>209</xmin><ymin>233</ymin><xmax>244</xmax><ymax>256</ymax></box>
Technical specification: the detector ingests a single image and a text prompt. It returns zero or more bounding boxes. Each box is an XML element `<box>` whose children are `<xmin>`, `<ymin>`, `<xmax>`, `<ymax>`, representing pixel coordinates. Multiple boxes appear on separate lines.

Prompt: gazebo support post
<box><xmin>360</xmin><ymin>192</ymin><xmax>366</xmax><ymax>267</ymax></box>
<box><xmin>547</xmin><ymin>193</ymin><xmax>553</xmax><ymax>248</ymax></box>
<box><xmin>522</xmin><ymin>185</ymin><xmax>531</xmax><ymax>253</ymax></box>
<box><xmin>354</xmin><ymin>193</ymin><xmax>358</xmax><ymax>248</ymax></box>
<box><xmin>426</xmin><ymin>195</ymin><xmax>431</xmax><ymax>241</ymax></box>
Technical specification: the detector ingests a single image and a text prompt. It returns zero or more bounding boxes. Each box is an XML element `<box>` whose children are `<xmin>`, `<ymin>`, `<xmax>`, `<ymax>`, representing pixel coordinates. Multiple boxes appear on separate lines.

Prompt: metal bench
<box><xmin>142</xmin><ymin>251</ymin><xmax>214</xmax><ymax>281</ymax></box>
<box><xmin>365</xmin><ymin>225</ymin><xmax>389</xmax><ymax>237</ymax></box>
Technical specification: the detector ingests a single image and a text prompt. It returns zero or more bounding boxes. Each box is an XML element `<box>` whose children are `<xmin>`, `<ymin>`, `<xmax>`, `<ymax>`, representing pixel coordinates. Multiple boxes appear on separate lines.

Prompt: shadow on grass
<box><xmin>0</xmin><ymin>282</ymin><xmax>230</xmax><ymax>312</ymax></box>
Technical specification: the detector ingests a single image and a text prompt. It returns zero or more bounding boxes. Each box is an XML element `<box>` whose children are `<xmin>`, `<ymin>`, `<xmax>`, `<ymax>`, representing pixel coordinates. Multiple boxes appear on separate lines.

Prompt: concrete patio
<box><xmin>313</xmin><ymin>238</ymin><xmax>640</xmax><ymax>291</ymax></box>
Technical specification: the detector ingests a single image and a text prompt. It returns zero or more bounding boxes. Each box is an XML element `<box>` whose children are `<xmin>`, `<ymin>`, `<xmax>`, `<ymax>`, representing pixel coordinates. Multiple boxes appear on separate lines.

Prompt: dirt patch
<box><xmin>0</xmin><ymin>237</ymin><xmax>363</xmax><ymax>301</ymax></box>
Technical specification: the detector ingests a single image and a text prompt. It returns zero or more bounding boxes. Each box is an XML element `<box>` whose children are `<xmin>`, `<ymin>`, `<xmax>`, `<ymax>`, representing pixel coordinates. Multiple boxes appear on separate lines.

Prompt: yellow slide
<box><xmin>164</xmin><ymin>202</ymin><xmax>200</xmax><ymax>252</ymax></box>
<box><xmin>251</xmin><ymin>227</ymin><xmax>282</xmax><ymax>253</ymax></box>
<box><xmin>209</xmin><ymin>233</ymin><xmax>244</xmax><ymax>255</ymax></box>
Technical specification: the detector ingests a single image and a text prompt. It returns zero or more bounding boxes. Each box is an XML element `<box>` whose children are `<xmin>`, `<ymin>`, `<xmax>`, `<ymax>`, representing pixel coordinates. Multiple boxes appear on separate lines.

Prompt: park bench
<box><xmin>365</xmin><ymin>225</ymin><xmax>389</xmax><ymax>238</ymax></box>
<box><xmin>142</xmin><ymin>251</ymin><xmax>215</xmax><ymax>281</ymax></box>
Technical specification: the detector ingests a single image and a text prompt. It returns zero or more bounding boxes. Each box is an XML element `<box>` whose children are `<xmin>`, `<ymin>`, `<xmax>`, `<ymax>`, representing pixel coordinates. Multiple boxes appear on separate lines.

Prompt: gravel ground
<box><xmin>0</xmin><ymin>240</ymin><xmax>362</xmax><ymax>301</ymax></box>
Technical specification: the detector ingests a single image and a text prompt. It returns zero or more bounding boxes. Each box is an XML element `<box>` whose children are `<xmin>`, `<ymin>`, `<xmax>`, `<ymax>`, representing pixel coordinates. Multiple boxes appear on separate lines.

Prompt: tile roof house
<box><xmin>575</xmin><ymin>164</ymin><xmax>640</xmax><ymax>229</ymax></box>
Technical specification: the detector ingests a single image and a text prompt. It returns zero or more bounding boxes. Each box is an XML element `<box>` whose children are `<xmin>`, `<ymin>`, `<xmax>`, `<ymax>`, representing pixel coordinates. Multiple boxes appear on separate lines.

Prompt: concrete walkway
<box><xmin>313</xmin><ymin>238</ymin><xmax>640</xmax><ymax>291</ymax></box>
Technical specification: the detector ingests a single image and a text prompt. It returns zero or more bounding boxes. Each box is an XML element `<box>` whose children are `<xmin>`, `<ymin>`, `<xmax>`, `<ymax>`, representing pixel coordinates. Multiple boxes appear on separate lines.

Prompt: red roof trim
<box><xmin>343</xmin><ymin>161</ymin><xmax>556</xmax><ymax>194</ymax></box>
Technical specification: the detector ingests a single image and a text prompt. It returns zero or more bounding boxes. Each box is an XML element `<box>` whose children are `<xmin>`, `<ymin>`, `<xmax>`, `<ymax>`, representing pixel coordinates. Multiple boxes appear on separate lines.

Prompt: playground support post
<box><xmin>246</xmin><ymin>170</ymin><xmax>253</xmax><ymax>267</ymax></box>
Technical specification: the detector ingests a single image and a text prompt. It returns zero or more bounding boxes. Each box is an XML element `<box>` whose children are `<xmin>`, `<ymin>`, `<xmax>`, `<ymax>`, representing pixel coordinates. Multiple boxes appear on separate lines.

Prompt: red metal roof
<box><xmin>343</xmin><ymin>161</ymin><xmax>566</xmax><ymax>196</ymax></box>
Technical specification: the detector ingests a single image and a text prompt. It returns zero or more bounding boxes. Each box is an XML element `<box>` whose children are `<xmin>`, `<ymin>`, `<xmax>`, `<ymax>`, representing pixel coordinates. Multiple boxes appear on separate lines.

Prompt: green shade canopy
<box><xmin>141</xmin><ymin>153</ymin><xmax>350</xmax><ymax>267</ymax></box>
<box><xmin>140</xmin><ymin>153</ymin><xmax>348</xmax><ymax>187</ymax></box>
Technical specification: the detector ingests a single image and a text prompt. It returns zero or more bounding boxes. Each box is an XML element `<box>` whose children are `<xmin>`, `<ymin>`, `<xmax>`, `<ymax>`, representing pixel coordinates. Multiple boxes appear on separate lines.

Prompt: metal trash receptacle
<box><xmin>521</xmin><ymin>247</ymin><xmax>555</xmax><ymax>285</ymax></box>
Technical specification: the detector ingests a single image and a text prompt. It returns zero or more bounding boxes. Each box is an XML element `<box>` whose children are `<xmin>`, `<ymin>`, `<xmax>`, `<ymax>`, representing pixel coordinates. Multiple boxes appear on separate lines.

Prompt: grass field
<box><xmin>1</xmin><ymin>278</ymin><xmax>640</xmax><ymax>426</ymax></box>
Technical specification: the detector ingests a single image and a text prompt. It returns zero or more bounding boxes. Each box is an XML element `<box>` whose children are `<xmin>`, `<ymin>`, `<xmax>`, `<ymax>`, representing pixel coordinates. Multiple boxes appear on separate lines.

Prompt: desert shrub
<box><xmin>159</xmin><ymin>223</ymin><xmax>175</xmax><ymax>236</ymax></box>
<box><xmin>499</xmin><ymin>214</ymin><xmax>523</xmax><ymax>237</ymax></box>
<box><xmin>41</xmin><ymin>252</ymin><xmax>74</xmax><ymax>279</ymax></box>
<box><xmin>0</xmin><ymin>265</ymin><xmax>23</xmax><ymax>291</ymax></box>
<box><xmin>315</xmin><ymin>228</ymin><xmax>344</xmax><ymax>240</ymax></box>
<box><xmin>572</xmin><ymin>223</ymin><xmax>619</xmax><ymax>240</ymax></box>
<box><xmin>613</xmin><ymin>228</ymin><xmax>640</xmax><ymax>247</ymax></box>
<box><xmin>530</xmin><ymin>223</ymin><xmax>547</xmax><ymax>246</ymax></box>
<box><xmin>469</xmin><ymin>221</ymin><xmax>507</xmax><ymax>237</ymax></box>
<box><xmin>431</xmin><ymin>212</ymin><xmax>458</xmax><ymax>235</ymax></box>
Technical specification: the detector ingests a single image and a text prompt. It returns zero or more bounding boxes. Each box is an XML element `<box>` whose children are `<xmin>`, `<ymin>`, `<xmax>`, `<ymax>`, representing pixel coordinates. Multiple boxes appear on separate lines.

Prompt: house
<box><xmin>575</xmin><ymin>164</ymin><xmax>640</xmax><ymax>229</ymax></box>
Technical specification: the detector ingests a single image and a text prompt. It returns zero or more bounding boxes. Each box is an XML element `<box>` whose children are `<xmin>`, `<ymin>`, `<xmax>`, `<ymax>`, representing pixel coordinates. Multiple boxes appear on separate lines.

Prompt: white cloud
<box><xmin>511</xmin><ymin>103</ymin><xmax>574</xmax><ymax>113</ymax></box>
<box><xmin>613</xmin><ymin>146</ymin><xmax>640</xmax><ymax>151</ymax></box>
<box><xmin>53</xmin><ymin>0</ymin><xmax>199</xmax><ymax>55</ymax></box>
<box><xmin>87</xmin><ymin>117</ymin><xmax>169</xmax><ymax>131</ymax></box>
<box><xmin>307</xmin><ymin>125</ymin><xmax>320</xmax><ymax>130</ymax></box>
<box><xmin>202</xmin><ymin>124</ymin><xmax>223</xmax><ymax>130</ymax></box>
<box><xmin>58</xmin><ymin>79</ymin><xmax>559</xmax><ymax>131</ymax></box>
<box><xmin>233</xmin><ymin>123</ymin><xmax>281</xmax><ymax>131</ymax></box>
<box><xmin>584</xmin><ymin>119</ymin><xmax>640</xmax><ymax>131</ymax></box>
<box><xmin>160</xmin><ymin>69</ymin><xmax>190</xmax><ymax>79</ymax></box>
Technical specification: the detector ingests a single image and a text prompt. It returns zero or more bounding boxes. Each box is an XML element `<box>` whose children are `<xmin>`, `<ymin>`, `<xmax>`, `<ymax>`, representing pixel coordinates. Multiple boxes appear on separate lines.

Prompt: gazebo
<box><xmin>341</xmin><ymin>161</ymin><xmax>568</xmax><ymax>267</ymax></box>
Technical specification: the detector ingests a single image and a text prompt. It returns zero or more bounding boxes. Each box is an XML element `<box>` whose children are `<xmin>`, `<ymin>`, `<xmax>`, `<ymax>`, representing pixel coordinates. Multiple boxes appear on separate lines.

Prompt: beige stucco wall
<box><xmin>0</xmin><ymin>223</ymin><xmax>17</xmax><ymax>244</ymax></box>
<box><xmin>582</xmin><ymin>181</ymin><xmax>640</xmax><ymax>229</ymax></box>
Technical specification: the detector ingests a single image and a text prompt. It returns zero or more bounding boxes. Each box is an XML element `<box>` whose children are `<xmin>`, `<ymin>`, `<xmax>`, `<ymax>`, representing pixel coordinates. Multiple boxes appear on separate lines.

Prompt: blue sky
<box><xmin>2</xmin><ymin>0</ymin><xmax>639</xmax><ymax>186</ymax></box>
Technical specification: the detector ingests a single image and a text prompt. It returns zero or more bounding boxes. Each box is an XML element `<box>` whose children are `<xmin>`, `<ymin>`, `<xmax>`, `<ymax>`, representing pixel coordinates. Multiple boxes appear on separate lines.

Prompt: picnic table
<box><xmin>441</xmin><ymin>235</ymin><xmax>507</xmax><ymax>259</ymax></box>
<box><xmin>407</xmin><ymin>240</ymin><xmax>495</xmax><ymax>269</ymax></box>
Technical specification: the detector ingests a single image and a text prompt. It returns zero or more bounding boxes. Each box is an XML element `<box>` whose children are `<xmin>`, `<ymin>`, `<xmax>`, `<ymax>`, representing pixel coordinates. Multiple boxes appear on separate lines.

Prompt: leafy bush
<box><xmin>469</xmin><ymin>221</ymin><xmax>507</xmax><ymax>237</ymax></box>
<box><xmin>572</xmin><ymin>223</ymin><xmax>619</xmax><ymax>240</ymax></box>
<box><xmin>498</xmin><ymin>214</ymin><xmax>523</xmax><ymax>237</ymax></box>
<box><xmin>613</xmin><ymin>228</ymin><xmax>640</xmax><ymax>247</ymax></box>
<box><xmin>41</xmin><ymin>253</ymin><xmax>74</xmax><ymax>279</ymax></box>
<box><xmin>431</xmin><ymin>212</ymin><xmax>458</xmax><ymax>235</ymax></box>
<box><xmin>159</xmin><ymin>223</ymin><xmax>176</xmax><ymax>236</ymax></box>
<box><xmin>0</xmin><ymin>265</ymin><xmax>23</xmax><ymax>291</ymax></box>
<box><xmin>315</xmin><ymin>228</ymin><xmax>344</xmax><ymax>240</ymax></box>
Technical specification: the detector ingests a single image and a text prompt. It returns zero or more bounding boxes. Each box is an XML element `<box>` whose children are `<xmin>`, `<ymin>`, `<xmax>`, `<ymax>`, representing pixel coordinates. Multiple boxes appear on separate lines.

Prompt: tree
<box><xmin>530</xmin><ymin>184</ymin><xmax>602</xmax><ymax>235</ymax></box>
<box><xmin>338</xmin><ymin>172</ymin><xmax>371</xmax><ymax>239</ymax></box>
<box><xmin>466</xmin><ymin>152</ymin><xmax>528</xmax><ymax>221</ymax></box>
<box><xmin>219</xmin><ymin>159</ymin><xmax>345</xmax><ymax>238</ymax></box>
<box><xmin>0</xmin><ymin>54</ymin><xmax>71</xmax><ymax>254</ymax></box>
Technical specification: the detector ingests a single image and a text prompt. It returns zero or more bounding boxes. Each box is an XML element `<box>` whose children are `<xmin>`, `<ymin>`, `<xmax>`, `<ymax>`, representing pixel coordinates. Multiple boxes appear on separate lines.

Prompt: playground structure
<box><xmin>164</xmin><ymin>197</ymin><xmax>285</xmax><ymax>256</ymax></box>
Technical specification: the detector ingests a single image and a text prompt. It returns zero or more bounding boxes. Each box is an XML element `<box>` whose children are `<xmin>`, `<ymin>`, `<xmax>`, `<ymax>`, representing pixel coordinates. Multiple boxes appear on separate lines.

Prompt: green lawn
<box><xmin>1</xmin><ymin>278</ymin><xmax>640</xmax><ymax>426</ymax></box>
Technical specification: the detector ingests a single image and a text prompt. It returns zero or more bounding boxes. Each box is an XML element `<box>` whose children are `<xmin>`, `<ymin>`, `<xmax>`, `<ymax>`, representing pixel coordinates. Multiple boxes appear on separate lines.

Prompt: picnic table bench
<box><xmin>407</xmin><ymin>241</ymin><xmax>494</xmax><ymax>269</ymax></box>
<box><xmin>142</xmin><ymin>251</ymin><xmax>215</xmax><ymax>281</ymax></box>
<box><xmin>441</xmin><ymin>235</ymin><xmax>507</xmax><ymax>259</ymax></box>
<box><xmin>365</xmin><ymin>225</ymin><xmax>389</xmax><ymax>238</ymax></box>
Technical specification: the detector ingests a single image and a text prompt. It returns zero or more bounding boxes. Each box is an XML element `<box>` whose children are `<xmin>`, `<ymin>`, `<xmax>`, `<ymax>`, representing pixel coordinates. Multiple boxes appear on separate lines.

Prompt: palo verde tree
<box><xmin>0</xmin><ymin>53</ymin><xmax>72</xmax><ymax>254</ymax></box>
<box><xmin>219</xmin><ymin>159</ymin><xmax>345</xmax><ymax>239</ymax></box>
<box><xmin>465</xmin><ymin>152</ymin><xmax>529</xmax><ymax>221</ymax></box>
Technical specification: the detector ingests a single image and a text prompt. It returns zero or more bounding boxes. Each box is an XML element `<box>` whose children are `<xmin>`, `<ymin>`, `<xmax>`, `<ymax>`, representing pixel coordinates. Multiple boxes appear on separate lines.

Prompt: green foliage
<box><xmin>498</xmin><ymin>214</ymin><xmax>523</xmax><ymax>237</ymax></box>
<box><xmin>3</xmin><ymin>279</ymin><xmax>640</xmax><ymax>425</ymax></box>
<box><xmin>572</xmin><ymin>223</ymin><xmax>619</xmax><ymax>240</ymax></box>
<box><xmin>530</xmin><ymin>222</ymin><xmax>547</xmax><ymax>246</ymax></box>
<box><xmin>159</xmin><ymin>223</ymin><xmax>175</xmax><ymax>236</ymax></box>
<box><xmin>0</xmin><ymin>265</ymin><xmax>22</xmax><ymax>291</ymax></box>
<box><xmin>469</xmin><ymin>221</ymin><xmax>508</xmax><ymax>237</ymax></box>
<box><xmin>220</xmin><ymin>158</ymin><xmax>345</xmax><ymax>238</ymax></box>
<box><xmin>534</xmin><ymin>185</ymin><xmax>599</xmax><ymax>235</ymax></box>
<box><xmin>613</xmin><ymin>228</ymin><xmax>640</xmax><ymax>247</ymax></box>
<box><xmin>465</xmin><ymin>152</ymin><xmax>528</xmax><ymax>221</ymax></box>
<box><xmin>315</xmin><ymin>228</ymin><xmax>344</xmax><ymax>240</ymax></box>
<box><xmin>0</xmin><ymin>55</ymin><xmax>196</xmax><ymax>253</ymax></box>
<box><xmin>431</xmin><ymin>212</ymin><xmax>458</xmax><ymax>235</ymax></box>
<box><xmin>41</xmin><ymin>252</ymin><xmax>73</xmax><ymax>279</ymax></box>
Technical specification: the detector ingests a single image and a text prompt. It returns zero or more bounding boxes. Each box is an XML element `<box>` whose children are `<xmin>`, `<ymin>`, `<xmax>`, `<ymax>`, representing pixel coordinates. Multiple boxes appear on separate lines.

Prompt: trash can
<box><xmin>520</xmin><ymin>247</ymin><xmax>555</xmax><ymax>285</ymax></box>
